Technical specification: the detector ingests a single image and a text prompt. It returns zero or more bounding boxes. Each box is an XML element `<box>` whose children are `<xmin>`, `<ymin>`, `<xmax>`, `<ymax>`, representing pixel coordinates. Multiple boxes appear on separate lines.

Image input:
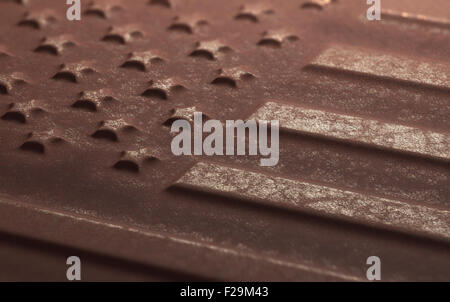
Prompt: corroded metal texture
<box><xmin>0</xmin><ymin>0</ymin><xmax>449</xmax><ymax>281</ymax></box>
<box><xmin>308</xmin><ymin>45</ymin><xmax>450</xmax><ymax>89</ymax></box>
<box><xmin>175</xmin><ymin>162</ymin><xmax>450</xmax><ymax>240</ymax></box>
<box><xmin>250</xmin><ymin>101</ymin><xmax>449</xmax><ymax>161</ymax></box>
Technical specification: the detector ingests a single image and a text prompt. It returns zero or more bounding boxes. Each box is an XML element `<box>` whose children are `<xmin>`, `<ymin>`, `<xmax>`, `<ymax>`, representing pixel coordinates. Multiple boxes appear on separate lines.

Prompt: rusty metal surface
<box><xmin>0</xmin><ymin>0</ymin><xmax>449</xmax><ymax>281</ymax></box>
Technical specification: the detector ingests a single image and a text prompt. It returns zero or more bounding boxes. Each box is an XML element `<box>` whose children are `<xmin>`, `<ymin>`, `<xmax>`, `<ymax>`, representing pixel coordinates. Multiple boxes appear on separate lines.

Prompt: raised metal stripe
<box><xmin>308</xmin><ymin>45</ymin><xmax>450</xmax><ymax>90</ymax></box>
<box><xmin>382</xmin><ymin>9</ymin><xmax>450</xmax><ymax>28</ymax></box>
<box><xmin>0</xmin><ymin>196</ymin><xmax>360</xmax><ymax>281</ymax></box>
<box><xmin>174</xmin><ymin>162</ymin><xmax>450</xmax><ymax>240</ymax></box>
<box><xmin>250</xmin><ymin>101</ymin><xmax>450</xmax><ymax>161</ymax></box>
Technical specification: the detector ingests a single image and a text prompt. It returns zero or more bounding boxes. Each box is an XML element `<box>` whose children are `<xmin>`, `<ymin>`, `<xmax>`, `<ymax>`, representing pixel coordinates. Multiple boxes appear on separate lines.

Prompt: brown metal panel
<box><xmin>0</xmin><ymin>0</ymin><xmax>448</xmax><ymax>281</ymax></box>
